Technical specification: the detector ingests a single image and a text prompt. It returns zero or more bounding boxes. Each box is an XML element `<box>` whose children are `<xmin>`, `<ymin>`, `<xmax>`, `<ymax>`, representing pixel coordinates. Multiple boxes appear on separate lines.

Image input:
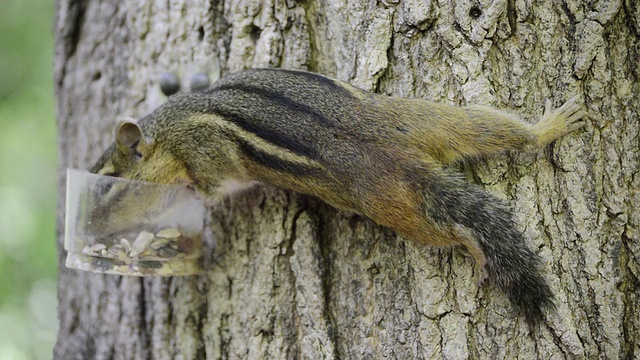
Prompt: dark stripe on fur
<box><xmin>237</xmin><ymin>138</ymin><xmax>322</xmax><ymax>177</ymax></box>
<box><xmin>213</xmin><ymin>83</ymin><xmax>335</xmax><ymax>127</ymax></box>
<box><xmin>207</xmin><ymin>107</ymin><xmax>319</xmax><ymax>160</ymax></box>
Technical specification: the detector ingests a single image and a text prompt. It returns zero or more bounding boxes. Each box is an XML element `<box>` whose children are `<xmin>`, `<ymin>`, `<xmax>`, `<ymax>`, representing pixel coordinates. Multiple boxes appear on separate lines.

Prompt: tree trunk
<box><xmin>54</xmin><ymin>0</ymin><xmax>639</xmax><ymax>359</ymax></box>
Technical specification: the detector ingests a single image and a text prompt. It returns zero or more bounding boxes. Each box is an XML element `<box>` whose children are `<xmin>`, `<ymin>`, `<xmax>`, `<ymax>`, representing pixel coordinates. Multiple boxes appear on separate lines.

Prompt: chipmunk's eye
<box><xmin>96</xmin><ymin>179</ymin><xmax>114</xmax><ymax>196</ymax></box>
<box><xmin>96</xmin><ymin>172</ymin><xmax>119</xmax><ymax>199</ymax></box>
<box><xmin>133</xmin><ymin>151</ymin><xmax>143</xmax><ymax>161</ymax></box>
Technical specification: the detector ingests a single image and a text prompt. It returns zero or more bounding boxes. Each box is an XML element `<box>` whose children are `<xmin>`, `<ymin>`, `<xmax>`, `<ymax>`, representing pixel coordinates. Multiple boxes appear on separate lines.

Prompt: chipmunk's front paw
<box><xmin>458</xmin><ymin>245</ymin><xmax>490</xmax><ymax>286</ymax></box>
<box><xmin>475</xmin><ymin>263</ymin><xmax>489</xmax><ymax>286</ymax></box>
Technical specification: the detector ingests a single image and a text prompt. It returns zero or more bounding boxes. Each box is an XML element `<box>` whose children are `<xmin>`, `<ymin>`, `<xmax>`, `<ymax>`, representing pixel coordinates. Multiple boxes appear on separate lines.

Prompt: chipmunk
<box><xmin>91</xmin><ymin>68</ymin><xmax>587</xmax><ymax>325</ymax></box>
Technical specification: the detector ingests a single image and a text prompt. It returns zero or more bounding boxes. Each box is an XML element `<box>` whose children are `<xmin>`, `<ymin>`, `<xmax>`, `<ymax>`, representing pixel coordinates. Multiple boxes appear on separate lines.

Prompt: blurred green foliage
<box><xmin>0</xmin><ymin>0</ymin><xmax>58</xmax><ymax>359</ymax></box>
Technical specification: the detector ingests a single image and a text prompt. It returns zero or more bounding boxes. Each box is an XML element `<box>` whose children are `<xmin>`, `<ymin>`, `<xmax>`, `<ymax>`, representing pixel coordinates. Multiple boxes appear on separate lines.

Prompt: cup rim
<box><xmin>66</xmin><ymin>168</ymin><xmax>192</xmax><ymax>191</ymax></box>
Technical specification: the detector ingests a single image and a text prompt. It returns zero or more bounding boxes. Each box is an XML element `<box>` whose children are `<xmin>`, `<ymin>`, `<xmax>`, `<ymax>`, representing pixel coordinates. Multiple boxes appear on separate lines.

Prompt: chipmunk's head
<box><xmin>91</xmin><ymin>118</ymin><xmax>192</xmax><ymax>185</ymax></box>
<box><xmin>84</xmin><ymin>118</ymin><xmax>195</xmax><ymax>235</ymax></box>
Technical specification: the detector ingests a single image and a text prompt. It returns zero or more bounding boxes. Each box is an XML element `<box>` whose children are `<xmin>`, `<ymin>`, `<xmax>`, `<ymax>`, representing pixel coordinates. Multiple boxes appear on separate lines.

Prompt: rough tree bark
<box><xmin>54</xmin><ymin>0</ymin><xmax>639</xmax><ymax>359</ymax></box>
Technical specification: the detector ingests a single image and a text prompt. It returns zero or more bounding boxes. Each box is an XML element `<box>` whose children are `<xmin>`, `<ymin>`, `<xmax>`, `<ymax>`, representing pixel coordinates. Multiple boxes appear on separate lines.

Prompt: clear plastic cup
<box><xmin>64</xmin><ymin>169</ymin><xmax>205</xmax><ymax>276</ymax></box>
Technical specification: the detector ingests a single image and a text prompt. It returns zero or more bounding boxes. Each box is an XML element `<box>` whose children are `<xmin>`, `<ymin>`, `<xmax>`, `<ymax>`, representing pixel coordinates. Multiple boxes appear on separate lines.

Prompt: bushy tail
<box><xmin>425</xmin><ymin>172</ymin><xmax>554</xmax><ymax>325</ymax></box>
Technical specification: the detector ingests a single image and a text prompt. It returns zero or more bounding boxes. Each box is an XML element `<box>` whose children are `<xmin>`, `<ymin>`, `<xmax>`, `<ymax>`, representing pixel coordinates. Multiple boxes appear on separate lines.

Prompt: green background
<box><xmin>0</xmin><ymin>1</ymin><xmax>58</xmax><ymax>359</ymax></box>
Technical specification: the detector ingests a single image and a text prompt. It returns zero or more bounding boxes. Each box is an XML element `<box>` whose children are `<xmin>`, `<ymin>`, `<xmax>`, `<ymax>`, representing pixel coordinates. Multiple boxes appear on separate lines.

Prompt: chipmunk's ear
<box><xmin>115</xmin><ymin>117</ymin><xmax>149</xmax><ymax>159</ymax></box>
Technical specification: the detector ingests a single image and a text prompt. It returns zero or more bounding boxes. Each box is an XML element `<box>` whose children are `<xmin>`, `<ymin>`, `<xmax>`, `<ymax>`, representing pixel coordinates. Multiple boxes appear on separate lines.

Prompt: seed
<box><xmin>176</xmin><ymin>237</ymin><xmax>195</xmax><ymax>254</ymax></box>
<box><xmin>106</xmin><ymin>244</ymin><xmax>124</xmax><ymax>260</ymax></box>
<box><xmin>130</xmin><ymin>231</ymin><xmax>154</xmax><ymax>257</ymax></box>
<box><xmin>157</xmin><ymin>246</ymin><xmax>179</xmax><ymax>258</ymax></box>
<box><xmin>139</xmin><ymin>260</ymin><xmax>163</xmax><ymax>269</ymax></box>
<box><xmin>150</xmin><ymin>237</ymin><xmax>171</xmax><ymax>250</ymax></box>
<box><xmin>82</xmin><ymin>243</ymin><xmax>107</xmax><ymax>255</ymax></box>
<box><xmin>120</xmin><ymin>239</ymin><xmax>132</xmax><ymax>253</ymax></box>
<box><xmin>156</xmin><ymin>228</ymin><xmax>181</xmax><ymax>238</ymax></box>
<box><xmin>116</xmin><ymin>251</ymin><xmax>127</xmax><ymax>262</ymax></box>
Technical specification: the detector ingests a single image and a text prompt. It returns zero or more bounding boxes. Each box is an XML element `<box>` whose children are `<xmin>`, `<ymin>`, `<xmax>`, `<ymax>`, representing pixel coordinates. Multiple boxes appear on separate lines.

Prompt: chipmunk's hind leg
<box><xmin>531</xmin><ymin>96</ymin><xmax>588</xmax><ymax>148</ymax></box>
<box><xmin>444</xmin><ymin>97</ymin><xmax>588</xmax><ymax>162</ymax></box>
